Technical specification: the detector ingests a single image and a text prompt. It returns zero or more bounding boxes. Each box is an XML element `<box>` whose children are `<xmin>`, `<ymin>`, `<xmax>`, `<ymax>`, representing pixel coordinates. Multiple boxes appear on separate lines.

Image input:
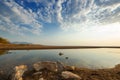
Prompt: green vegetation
<box><xmin>0</xmin><ymin>37</ymin><xmax>9</xmax><ymax>44</ymax></box>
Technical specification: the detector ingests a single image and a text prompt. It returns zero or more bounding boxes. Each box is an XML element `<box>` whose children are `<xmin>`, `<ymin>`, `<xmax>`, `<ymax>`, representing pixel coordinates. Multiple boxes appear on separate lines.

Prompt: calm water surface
<box><xmin>0</xmin><ymin>49</ymin><xmax>120</xmax><ymax>71</ymax></box>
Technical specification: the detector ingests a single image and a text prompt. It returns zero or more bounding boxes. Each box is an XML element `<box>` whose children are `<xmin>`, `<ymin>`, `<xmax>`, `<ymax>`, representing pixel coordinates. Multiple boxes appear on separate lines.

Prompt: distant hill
<box><xmin>11</xmin><ymin>41</ymin><xmax>32</xmax><ymax>44</ymax></box>
<box><xmin>0</xmin><ymin>37</ymin><xmax>9</xmax><ymax>44</ymax></box>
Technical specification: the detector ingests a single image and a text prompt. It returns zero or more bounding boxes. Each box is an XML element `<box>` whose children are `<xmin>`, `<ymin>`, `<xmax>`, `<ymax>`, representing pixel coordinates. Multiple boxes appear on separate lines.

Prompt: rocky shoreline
<box><xmin>0</xmin><ymin>61</ymin><xmax>120</xmax><ymax>80</ymax></box>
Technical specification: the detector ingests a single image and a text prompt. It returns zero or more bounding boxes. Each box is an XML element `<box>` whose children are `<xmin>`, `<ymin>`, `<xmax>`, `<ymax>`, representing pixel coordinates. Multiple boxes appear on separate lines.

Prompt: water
<box><xmin>0</xmin><ymin>49</ymin><xmax>120</xmax><ymax>71</ymax></box>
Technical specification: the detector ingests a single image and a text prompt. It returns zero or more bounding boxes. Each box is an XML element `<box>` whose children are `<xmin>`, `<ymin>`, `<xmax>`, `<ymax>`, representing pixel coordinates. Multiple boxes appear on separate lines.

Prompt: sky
<box><xmin>0</xmin><ymin>0</ymin><xmax>120</xmax><ymax>46</ymax></box>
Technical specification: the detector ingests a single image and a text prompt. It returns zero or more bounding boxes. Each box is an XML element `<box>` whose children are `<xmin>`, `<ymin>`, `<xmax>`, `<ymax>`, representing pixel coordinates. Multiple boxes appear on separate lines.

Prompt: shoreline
<box><xmin>1</xmin><ymin>44</ymin><xmax>120</xmax><ymax>50</ymax></box>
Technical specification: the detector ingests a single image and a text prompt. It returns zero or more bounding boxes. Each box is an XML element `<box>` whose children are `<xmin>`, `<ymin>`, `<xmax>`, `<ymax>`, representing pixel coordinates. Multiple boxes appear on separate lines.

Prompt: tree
<box><xmin>0</xmin><ymin>37</ymin><xmax>9</xmax><ymax>44</ymax></box>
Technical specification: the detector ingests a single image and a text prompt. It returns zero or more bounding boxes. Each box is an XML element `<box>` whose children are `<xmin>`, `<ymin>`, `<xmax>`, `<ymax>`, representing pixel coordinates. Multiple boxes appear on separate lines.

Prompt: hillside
<box><xmin>0</xmin><ymin>37</ymin><xmax>9</xmax><ymax>44</ymax></box>
<box><xmin>11</xmin><ymin>41</ymin><xmax>32</xmax><ymax>44</ymax></box>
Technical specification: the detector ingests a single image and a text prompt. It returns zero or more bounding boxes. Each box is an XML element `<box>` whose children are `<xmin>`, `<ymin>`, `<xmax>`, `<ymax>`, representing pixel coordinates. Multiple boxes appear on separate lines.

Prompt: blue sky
<box><xmin>0</xmin><ymin>0</ymin><xmax>120</xmax><ymax>45</ymax></box>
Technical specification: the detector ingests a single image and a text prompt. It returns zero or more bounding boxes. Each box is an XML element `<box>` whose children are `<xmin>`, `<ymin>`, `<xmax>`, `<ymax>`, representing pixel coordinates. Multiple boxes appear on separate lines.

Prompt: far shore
<box><xmin>1</xmin><ymin>44</ymin><xmax>120</xmax><ymax>50</ymax></box>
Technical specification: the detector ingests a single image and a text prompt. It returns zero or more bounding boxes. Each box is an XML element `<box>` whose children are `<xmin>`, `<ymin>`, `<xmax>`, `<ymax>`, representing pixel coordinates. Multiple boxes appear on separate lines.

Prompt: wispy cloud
<box><xmin>0</xmin><ymin>0</ymin><xmax>120</xmax><ymax>35</ymax></box>
<box><xmin>55</xmin><ymin>0</ymin><xmax>64</xmax><ymax>23</ymax></box>
<box><xmin>59</xmin><ymin>0</ymin><xmax>120</xmax><ymax>31</ymax></box>
<box><xmin>0</xmin><ymin>1</ymin><xmax>42</xmax><ymax>36</ymax></box>
<box><xmin>26</xmin><ymin>0</ymin><xmax>56</xmax><ymax>23</ymax></box>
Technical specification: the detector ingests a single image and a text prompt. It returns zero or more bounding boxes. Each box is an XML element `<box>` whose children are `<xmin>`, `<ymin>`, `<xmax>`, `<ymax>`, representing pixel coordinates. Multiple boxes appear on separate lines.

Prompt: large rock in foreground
<box><xmin>33</xmin><ymin>61</ymin><xmax>65</xmax><ymax>72</ymax></box>
<box><xmin>12</xmin><ymin>61</ymin><xmax>81</xmax><ymax>80</ymax></box>
<box><xmin>33</xmin><ymin>61</ymin><xmax>58</xmax><ymax>72</ymax></box>
<box><xmin>12</xmin><ymin>65</ymin><xmax>27</xmax><ymax>80</ymax></box>
<box><xmin>8</xmin><ymin>61</ymin><xmax>120</xmax><ymax>80</ymax></box>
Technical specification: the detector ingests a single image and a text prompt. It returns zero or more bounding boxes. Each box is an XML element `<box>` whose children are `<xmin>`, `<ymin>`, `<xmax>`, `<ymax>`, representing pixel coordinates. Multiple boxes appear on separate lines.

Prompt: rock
<box><xmin>65</xmin><ymin>57</ymin><xmax>69</xmax><ymax>59</ymax></box>
<box><xmin>115</xmin><ymin>64</ymin><xmax>120</xmax><ymax>69</ymax></box>
<box><xmin>65</xmin><ymin>66</ymin><xmax>76</xmax><ymax>71</ymax></box>
<box><xmin>33</xmin><ymin>72</ymin><xmax>42</xmax><ymax>75</ymax></box>
<box><xmin>56</xmin><ymin>61</ymin><xmax>65</xmax><ymax>72</ymax></box>
<box><xmin>59</xmin><ymin>52</ymin><xmax>63</xmax><ymax>56</ymax></box>
<box><xmin>62</xmin><ymin>71</ymin><xmax>81</xmax><ymax>80</ymax></box>
<box><xmin>39</xmin><ymin>78</ymin><xmax>44</xmax><ymax>80</ymax></box>
<box><xmin>33</xmin><ymin>61</ymin><xmax>58</xmax><ymax>72</ymax></box>
<box><xmin>0</xmin><ymin>70</ymin><xmax>3</xmax><ymax>74</ymax></box>
<box><xmin>12</xmin><ymin>65</ymin><xmax>28</xmax><ymax>80</ymax></box>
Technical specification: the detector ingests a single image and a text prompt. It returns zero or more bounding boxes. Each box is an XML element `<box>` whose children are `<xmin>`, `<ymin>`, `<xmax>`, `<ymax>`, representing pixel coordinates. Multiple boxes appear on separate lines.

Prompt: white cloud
<box><xmin>55</xmin><ymin>0</ymin><xmax>64</xmax><ymax>23</ymax></box>
<box><xmin>59</xmin><ymin>0</ymin><xmax>120</xmax><ymax>31</ymax></box>
<box><xmin>0</xmin><ymin>1</ymin><xmax>42</xmax><ymax>36</ymax></box>
<box><xmin>0</xmin><ymin>0</ymin><xmax>120</xmax><ymax>35</ymax></box>
<box><xmin>25</xmin><ymin>0</ymin><xmax>64</xmax><ymax>23</ymax></box>
<box><xmin>27</xmin><ymin>0</ymin><xmax>56</xmax><ymax>23</ymax></box>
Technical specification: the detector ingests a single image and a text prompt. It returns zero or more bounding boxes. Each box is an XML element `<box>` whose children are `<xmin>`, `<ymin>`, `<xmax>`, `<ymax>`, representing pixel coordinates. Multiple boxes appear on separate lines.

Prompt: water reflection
<box><xmin>0</xmin><ymin>50</ymin><xmax>8</xmax><ymax>55</ymax></box>
<box><xmin>0</xmin><ymin>49</ymin><xmax>120</xmax><ymax>72</ymax></box>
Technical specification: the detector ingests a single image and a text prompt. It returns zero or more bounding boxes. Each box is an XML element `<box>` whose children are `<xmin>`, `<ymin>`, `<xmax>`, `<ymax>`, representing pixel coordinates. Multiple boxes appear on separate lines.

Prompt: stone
<box><xmin>62</xmin><ymin>71</ymin><xmax>81</xmax><ymax>80</ymax></box>
<box><xmin>115</xmin><ymin>64</ymin><xmax>120</xmax><ymax>69</ymax></box>
<box><xmin>56</xmin><ymin>61</ymin><xmax>65</xmax><ymax>72</ymax></box>
<box><xmin>33</xmin><ymin>72</ymin><xmax>42</xmax><ymax>75</ymax></box>
<box><xmin>59</xmin><ymin>52</ymin><xmax>63</xmax><ymax>56</ymax></box>
<box><xmin>65</xmin><ymin>57</ymin><xmax>69</xmax><ymax>59</ymax></box>
<box><xmin>65</xmin><ymin>66</ymin><xmax>76</xmax><ymax>71</ymax></box>
<box><xmin>0</xmin><ymin>70</ymin><xmax>3</xmax><ymax>74</ymax></box>
<box><xmin>12</xmin><ymin>65</ymin><xmax>28</xmax><ymax>80</ymax></box>
<box><xmin>33</xmin><ymin>61</ymin><xmax>58</xmax><ymax>72</ymax></box>
<box><xmin>39</xmin><ymin>78</ymin><xmax>44</xmax><ymax>80</ymax></box>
